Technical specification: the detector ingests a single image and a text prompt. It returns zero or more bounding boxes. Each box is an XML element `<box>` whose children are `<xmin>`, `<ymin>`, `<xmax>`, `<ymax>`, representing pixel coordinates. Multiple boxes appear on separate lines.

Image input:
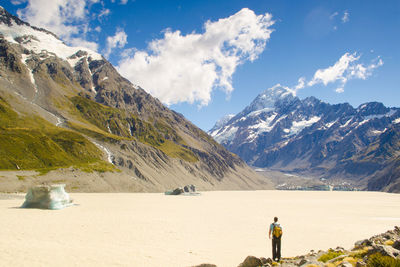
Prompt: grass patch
<box><xmin>337</xmin><ymin>256</ymin><xmax>359</xmax><ymax>266</ymax></box>
<box><xmin>0</xmin><ymin>96</ymin><xmax>107</xmax><ymax>171</ymax></box>
<box><xmin>318</xmin><ymin>250</ymin><xmax>345</xmax><ymax>263</ymax></box>
<box><xmin>384</xmin><ymin>240</ymin><xmax>394</xmax><ymax>246</ymax></box>
<box><xmin>367</xmin><ymin>253</ymin><xmax>400</xmax><ymax>267</ymax></box>
<box><xmin>17</xmin><ymin>175</ymin><xmax>26</xmax><ymax>181</ymax></box>
<box><xmin>36</xmin><ymin>167</ymin><xmax>59</xmax><ymax>176</ymax></box>
<box><xmin>66</xmin><ymin>121</ymin><xmax>126</xmax><ymax>144</ymax></box>
<box><xmin>350</xmin><ymin>247</ymin><xmax>370</xmax><ymax>259</ymax></box>
<box><xmin>74</xmin><ymin>161</ymin><xmax>119</xmax><ymax>173</ymax></box>
<box><xmin>158</xmin><ymin>140</ymin><xmax>198</xmax><ymax>163</ymax></box>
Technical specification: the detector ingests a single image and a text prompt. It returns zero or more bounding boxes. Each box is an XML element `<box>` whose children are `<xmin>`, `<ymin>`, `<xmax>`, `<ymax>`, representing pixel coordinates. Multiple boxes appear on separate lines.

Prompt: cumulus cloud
<box><xmin>104</xmin><ymin>29</ymin><xmax>128</xmax><ymax>58</ymax></box>
<box><xmin>15</xmin><ymin>0</ymin><xmax>100</xmax><ymax>51</ymax></box>
<box><xmin>307</xmin><ymin>52</ymin><xmax>383</xmax><ymax>93</ymax></box>
<box><xmin>308</xmin><ymin>53</ymin><xmax>360</xmax><ymax>87</ymax></box>
<box><xmin>117</xmin><ymin>8</ymin><xmax>274</xmax><ymax>106</ymax></box>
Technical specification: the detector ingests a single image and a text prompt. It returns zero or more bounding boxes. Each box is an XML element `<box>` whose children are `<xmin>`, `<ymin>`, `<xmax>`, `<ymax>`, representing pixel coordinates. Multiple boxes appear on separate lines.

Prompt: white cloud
<box><xmin>120</xmin><ymin>0</ymin><xmax>128</xmax><ymax>4</ymax></box>
<box><xmin>99</xmin><ymin>8</ymin><xmax>110</xmax><ymax>19</ymax></box>
<box><xmin>117</xmin><ymin>8</ymin><xmax>274</xmax><ymax>106</ymax></box>
<box><xmin>104</xmin><ymin>29</ymin><xmax>128</xmax><ymax>58</ymax></box>
<box><xmin>330</xmin><ymin>12</ymin><xmax>338</xmax><ymax>20</ymax></box>
<box><xmin>335</xmin><ymin>87</ymin><xmax>344</xmax><ymax>93</ymax></box>
<box><xmin>16</xmin><ymin>0</ymin><xmax>100</xmax><ymax>51</ymax></box>
<box><xmin>11</xmin><ymin>0</ymin><xmax>26</xmax><ymax>5</ymax></box>
<box><xmin>306</xmin><ymin>52</ymin><xmax>383</xmax><ymax>93</ymax></box>
<box><xmin>342</xmin><ymin>10</ymin><xmax>350</xmax><ymax>23</ymax></box>
<box><xmin>294</xmin><ymin>77</ymin><xmax>306</xmax><ymax>91</ymax></box>
<box><xmin>308</xmin><ymin>52</ymin><xmax>359</xmax><ymax>87</ymax></box>
<box><xmin>69</xmin><ymin>37</ymin><xmax>98</xmax><ymax>52</ymax></box>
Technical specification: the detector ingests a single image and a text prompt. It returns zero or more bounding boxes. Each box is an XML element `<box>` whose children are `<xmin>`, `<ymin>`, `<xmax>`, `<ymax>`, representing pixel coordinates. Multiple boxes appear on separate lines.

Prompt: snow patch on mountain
<box><xmin>341</xmin><ymin>118</ymin><xmax>353</xmax><ymax>128</ymax></box>
<box><xmin>248</xmin><ymin>113</ymin><xmax>278</xmax><ymax>132</ymax></box>
<box><xmin>286</xmin><ymin>116</ymin><xmax>321</xmax><ymax>136</ymax></box>
<box><xmin>363</xmin><ymin>109</ymin><xmax>396</xmax><ymax>120</ymax></box>
<box><xmin>371</xmin><ymin>128</ymin><xmax>387</xmax><ymax>135</ymax></box>
<box><xmin>0</xmin><ymin>15</ymin><xmax>102</xmax><ymax>66</ymax></box>
<box><xmin>247</xmin><ymin>107</ymin><xmax>275</xmax><ymax>117</ymax></box>
<box><xmin>20</xmin><ymin>54</ymin><xmax>37</xmax><ymax>92</ymax></box>
<box><xmin>213</xmin><ymin>125</ymin><xmax>238</xmax><ymax>143</ymax></box>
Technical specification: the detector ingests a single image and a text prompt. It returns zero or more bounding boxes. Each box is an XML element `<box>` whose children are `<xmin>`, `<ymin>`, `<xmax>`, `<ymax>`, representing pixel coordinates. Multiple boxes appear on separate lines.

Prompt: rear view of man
<box><xmin>268</xmin><ymin>217</ymin><xmax>282</xmax><ymax>262</ymax></box>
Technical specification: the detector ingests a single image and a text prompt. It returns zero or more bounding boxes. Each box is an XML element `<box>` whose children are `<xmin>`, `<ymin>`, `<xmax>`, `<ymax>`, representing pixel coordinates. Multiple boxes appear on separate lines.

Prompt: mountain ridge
<box><xmin>0</xmin><ymin>6</ymin><xmax>272</xmax><ymax>192</ymax></box>
<box><xmin>209</xmin><ymin>85</ymin><xmax>400</xmax><ymax>192</ymax></box>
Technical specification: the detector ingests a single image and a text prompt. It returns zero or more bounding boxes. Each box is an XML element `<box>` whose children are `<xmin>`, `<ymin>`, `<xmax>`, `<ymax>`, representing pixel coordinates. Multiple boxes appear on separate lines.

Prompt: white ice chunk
<box><xmin>21</xmin><ymin>184</ymin><xmax>73</xmax><ymax>210</ymax></box>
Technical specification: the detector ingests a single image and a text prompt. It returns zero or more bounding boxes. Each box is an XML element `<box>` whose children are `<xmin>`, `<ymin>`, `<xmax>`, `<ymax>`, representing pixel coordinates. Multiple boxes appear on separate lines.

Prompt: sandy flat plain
<box><xmin>1</xmin><ymin>191</ymin><xmax>400</xmax><ymax>267</ymax></box>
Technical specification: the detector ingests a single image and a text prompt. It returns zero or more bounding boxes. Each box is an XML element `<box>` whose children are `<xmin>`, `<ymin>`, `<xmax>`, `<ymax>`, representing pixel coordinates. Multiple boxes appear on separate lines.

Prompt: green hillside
<box><xmin>0</xmin><ymin>96</ymin><xmax>112</xmax><ymax>171</ymax></box>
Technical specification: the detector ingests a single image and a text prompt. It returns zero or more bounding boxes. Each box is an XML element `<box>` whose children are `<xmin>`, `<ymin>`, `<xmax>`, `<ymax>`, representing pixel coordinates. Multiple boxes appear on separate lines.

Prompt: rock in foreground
<box><xmin>21</xmin><ymin>184</ymin><xmax>73</xmax><ymax>210</ymax></box>
<box><xmin>233</xmin><ymin>226</ymin><xmax>400</xmax><ymax>267</ymax></box>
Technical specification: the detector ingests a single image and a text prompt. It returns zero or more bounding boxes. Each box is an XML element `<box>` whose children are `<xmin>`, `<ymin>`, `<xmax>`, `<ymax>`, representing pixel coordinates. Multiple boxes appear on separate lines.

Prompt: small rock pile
<box><xmin>193</xmin><ymin>226</ymin><xmax>400</xmax><ymax>267</ymax></box>
<box><xmin>165</xmin><ymin>185</ymin><xmax>198</xmax><ymax>195</ymax></box>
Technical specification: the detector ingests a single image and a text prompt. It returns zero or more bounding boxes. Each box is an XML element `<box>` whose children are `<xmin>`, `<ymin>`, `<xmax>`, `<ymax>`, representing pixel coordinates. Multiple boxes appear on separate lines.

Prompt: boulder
<box><xmin>190</xmin><ymin>184</ymin><xmax>196</xmax><ymax>192</ymax></box>
<box><xmin>165</xmin><ymin>187</ymin><xmax>184</xmax><ymax>195</ymax></box>
<box><xmin>172</xmin><ymin>188</ymin><xmax>184</xmax><ymax>195</ymax></box>
<box><xmin>238</xmin><ymin>256</ymin><xmax>263</xmax><ymax>267</ymax></box>
<box><xmin>393</xmin><ymin>240</ymin><xmax>400</xmax><ymax>250</ymax></box>
<box><xmin>339</xmin><ymin>262</ymin><xmax>353</xmax><ymax>267</ymax></box>
<box><xmin>184</xmin><ymin>184</ymin><xmax>197</xmax><ymax>193</ymax></box>
<box><xmin>370</xmin><ymin>244</ymin><xmax>400</xmax><ymax>258</ymax></box>
<box><xmin>354</xmin><ymin>239</ymin><xmax>372</xmax><ymax>249</ymax></box>
<box><xmin>297</xmin><ymin>259</ymin><xmax>308</xmax><ymax>266</ymax></box>
<box><xmin>260</xmin><ymin>257</ymin><xmax>272</xmax><ymax>265</ymax></box>
<box><xmin>21</xmin><ymin>184</ymin><xmax>73</xmax><ymax>210</ymax></box>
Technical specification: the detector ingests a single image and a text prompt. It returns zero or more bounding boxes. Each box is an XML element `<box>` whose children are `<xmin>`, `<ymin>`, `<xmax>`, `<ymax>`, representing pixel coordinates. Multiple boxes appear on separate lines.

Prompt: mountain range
<box><xmin>0</xmin><ymin>6</ymin><xmax>272</xmax><ymax>192</ymax></box>
<box><xmin>209</xmin><ymin>84</ymin><xmax>400</xmax><ymax>192</ymax></box>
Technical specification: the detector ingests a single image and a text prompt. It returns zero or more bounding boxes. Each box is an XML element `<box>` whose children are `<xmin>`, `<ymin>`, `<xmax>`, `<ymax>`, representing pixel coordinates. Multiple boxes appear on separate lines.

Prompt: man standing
<box><xmin>268</xmin><ymin>217</ymin><xmax>282</xmax><ymax>262</ymax></box>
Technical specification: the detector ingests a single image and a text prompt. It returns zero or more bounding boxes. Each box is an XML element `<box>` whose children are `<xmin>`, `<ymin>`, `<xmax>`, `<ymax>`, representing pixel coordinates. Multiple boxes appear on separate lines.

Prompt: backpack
<box><xmin>273</xmin><ymin>224</ymin><xmax>282</xmax><ymax>238</ymax></box>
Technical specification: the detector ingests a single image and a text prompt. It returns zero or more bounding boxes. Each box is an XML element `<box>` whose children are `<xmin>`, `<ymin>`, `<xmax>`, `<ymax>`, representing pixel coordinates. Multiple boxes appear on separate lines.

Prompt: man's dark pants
<box><xmin>272</xmin><ymin>237</ymin><xmax>281</xmax><ymax>261</ymax></box>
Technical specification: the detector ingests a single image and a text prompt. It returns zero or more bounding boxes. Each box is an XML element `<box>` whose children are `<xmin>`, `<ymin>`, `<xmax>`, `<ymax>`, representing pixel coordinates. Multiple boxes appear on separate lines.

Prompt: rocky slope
<box><xmin>194</xmin><ymin>226</ymin><xmax>400</xmax><ymax>267</ymax></box>
<box><xmin>0</xmin><ymin>6</ymin><xmax>272</xmax><ymax>192</ymax></box>
<box><xmin>209</xmin><ymin>85</ymin><xmax>400</xmax><ymax>192</ymax></box>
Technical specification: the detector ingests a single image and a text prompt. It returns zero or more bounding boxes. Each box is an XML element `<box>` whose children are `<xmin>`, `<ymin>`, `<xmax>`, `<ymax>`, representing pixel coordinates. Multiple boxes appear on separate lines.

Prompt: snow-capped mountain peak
<box><xmin>239</xmin><ymin>84</ymin><xmax>296</xmax><ymax>118</ymax></box>
<box><xmin>0</xmin><ymin>7</ymin><xmax>102</xmax><ymax>67</ymax></box>
<box><xmin>209</xmin><ymin>114</ymin><xmax>235</xmax><ymax>133</ymax></box>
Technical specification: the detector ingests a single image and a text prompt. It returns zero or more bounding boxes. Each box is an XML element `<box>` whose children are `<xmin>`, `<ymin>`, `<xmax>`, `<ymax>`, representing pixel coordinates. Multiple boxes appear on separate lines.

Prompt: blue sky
<box><xmin>3</xmin><ymin>0</ymin><xmax>400</xmax><ymax>130</ymax></box>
